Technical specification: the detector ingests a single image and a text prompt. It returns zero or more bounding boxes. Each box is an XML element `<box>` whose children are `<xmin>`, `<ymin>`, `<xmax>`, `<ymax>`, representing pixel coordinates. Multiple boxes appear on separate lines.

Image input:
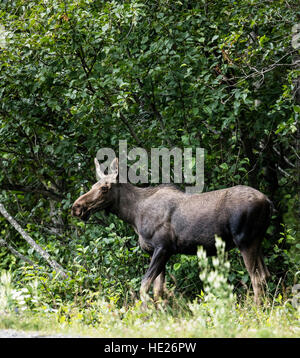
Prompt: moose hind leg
<box><xmin>240</xmin><ymin>243</ymin><xmax>266</xmax><ymax>305</ymax></box>
<box><xmin>231</xmin><ymin>206</ymin><xmax>270</xmax><ymax>304</ymax></box>
<box><xmin>258</xmin><ymin>248</ymin><xmax>270</xmax><ymax>282</ymax></box>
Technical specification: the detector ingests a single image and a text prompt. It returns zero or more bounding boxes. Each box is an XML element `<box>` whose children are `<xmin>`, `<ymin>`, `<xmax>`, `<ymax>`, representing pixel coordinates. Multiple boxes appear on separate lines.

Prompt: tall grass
<box><xmin>0</xmin><ymin>239</ymin><xmax>299</xmax><ymax>338</ymax></box>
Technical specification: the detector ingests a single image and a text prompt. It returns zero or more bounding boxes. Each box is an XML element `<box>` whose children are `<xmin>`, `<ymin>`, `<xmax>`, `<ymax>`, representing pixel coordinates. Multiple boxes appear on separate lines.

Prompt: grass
<box><xmin>1</xmin><ymin>238</ymin><xmax>299</xmax><ymax>338</ymax></box>
<box><xmin>0</xmin><ymin>288</ymin><xmax>299</xmax><ymax>338</ymax></box>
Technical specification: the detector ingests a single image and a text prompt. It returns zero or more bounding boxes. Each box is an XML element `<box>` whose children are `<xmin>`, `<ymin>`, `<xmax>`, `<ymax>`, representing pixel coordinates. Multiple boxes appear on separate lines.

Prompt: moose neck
<box><xmin>109</xmin><ymin>182</ymin><xmax>144</xmax><ymax>227</ymax></box>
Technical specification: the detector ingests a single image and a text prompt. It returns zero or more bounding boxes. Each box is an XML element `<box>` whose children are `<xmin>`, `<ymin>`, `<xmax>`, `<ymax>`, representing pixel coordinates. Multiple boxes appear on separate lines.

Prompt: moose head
<box><xmin>71</xmin><ymin>157</ymin><xmax>119</xmax><ymax>221</ymax></box>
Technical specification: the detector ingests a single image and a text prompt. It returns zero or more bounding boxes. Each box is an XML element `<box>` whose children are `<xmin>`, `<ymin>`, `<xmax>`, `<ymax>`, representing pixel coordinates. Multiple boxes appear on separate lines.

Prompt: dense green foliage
<box><xmin>0</xmin><ymin>0</ymin><xmax>299</xmax><ymax>332</ymax></box>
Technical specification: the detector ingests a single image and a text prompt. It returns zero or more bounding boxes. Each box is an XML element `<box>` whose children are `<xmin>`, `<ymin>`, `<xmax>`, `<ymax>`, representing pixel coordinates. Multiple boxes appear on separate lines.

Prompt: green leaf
<box><xmin>173</xmin><ymin>263</ymin><xmax>181</xmax><ymax>271</ymax></box>
<box><xmin>220</xmin><ymin>163</ymin><xmax>229</xmax><ymax>170</ymax></box>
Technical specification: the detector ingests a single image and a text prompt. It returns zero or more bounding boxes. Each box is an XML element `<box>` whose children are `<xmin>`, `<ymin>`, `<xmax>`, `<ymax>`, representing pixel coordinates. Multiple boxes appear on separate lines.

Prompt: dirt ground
<box><xmin>0</xmin><ymin>329</ymin><xmax>81</xmax><ymax>338</ymax></box>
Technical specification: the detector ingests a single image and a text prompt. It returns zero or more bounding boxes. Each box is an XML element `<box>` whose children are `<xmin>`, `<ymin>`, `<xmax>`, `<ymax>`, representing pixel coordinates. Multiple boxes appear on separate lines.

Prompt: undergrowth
<box><xmin>0</xmin><ymin>237</ymin><xmax>299</xmax><ymax>338</ymax></box>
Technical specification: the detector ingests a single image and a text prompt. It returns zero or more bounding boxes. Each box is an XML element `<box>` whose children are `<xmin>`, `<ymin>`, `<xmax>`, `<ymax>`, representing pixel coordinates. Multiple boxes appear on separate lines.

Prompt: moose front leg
<box><xmin>140</xmin><ymin>247</ymin><xmax>169</xmax><ymax>303</ymax></box>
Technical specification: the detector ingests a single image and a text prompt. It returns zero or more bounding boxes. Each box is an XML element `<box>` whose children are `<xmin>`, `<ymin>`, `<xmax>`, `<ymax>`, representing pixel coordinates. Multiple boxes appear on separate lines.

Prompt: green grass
<box><xmin>0</xmin><ymin>295</ymin><xmax>299</xmax><ymax>338</ymax></box>
<box><xmin>1</xmin><ymin>239</ymin><xmax>299</xmax><ymax>338</ymax></box>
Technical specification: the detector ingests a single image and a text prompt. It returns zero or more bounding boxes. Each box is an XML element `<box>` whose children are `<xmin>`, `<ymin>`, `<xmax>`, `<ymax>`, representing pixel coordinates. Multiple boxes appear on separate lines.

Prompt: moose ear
<box><xmin>94</xmin><ymin>158</ymin><xmax>106</xmax><ymax>181</ymax></box>
<box><xmin>110</xmin><ymin>157</ymin><xmax>119</xmax><ymax>179</ymax></box>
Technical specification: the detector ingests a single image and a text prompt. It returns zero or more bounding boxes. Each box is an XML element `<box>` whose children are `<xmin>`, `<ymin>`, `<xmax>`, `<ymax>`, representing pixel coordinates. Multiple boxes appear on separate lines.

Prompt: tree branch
<box><xmin>0</xmin><ymin>182</ymin><xmax>64</xmax><ymax>201</ymax></box>
<box><xmin>0</xmin><ymin>203</ymin><xmax>68</xmax><ymax>278</ymax></box>
<box><xmin>0</xmin><ymin>238</ymin><xmax>35</xmax><ymax>266</ymax></box>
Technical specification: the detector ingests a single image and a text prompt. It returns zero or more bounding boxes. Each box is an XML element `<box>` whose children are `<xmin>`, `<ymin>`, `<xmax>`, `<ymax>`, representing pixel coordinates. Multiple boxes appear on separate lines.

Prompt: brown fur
<box><xmin>72</xmin><ymin>159</ymin><xmax>272</xmax><ymax>304</ymax></box>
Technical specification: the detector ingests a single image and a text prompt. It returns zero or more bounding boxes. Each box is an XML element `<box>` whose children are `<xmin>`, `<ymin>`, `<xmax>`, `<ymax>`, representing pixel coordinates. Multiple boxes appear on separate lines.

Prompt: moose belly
<box><xmin>175</xmin><ymin>233</ymin><xmax>219</xmax><ymax>256</ymax></box>
<box><xmin>172</xmin><ymin>212</ymin><xmax>232</xmax><ymax>256</ymax></box>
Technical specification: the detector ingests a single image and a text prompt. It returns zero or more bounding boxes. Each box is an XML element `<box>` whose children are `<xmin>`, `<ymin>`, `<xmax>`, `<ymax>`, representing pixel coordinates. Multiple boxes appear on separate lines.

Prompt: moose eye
<box><xmin>101</xmin><ymin>185</ymin><xmax>109</xmax><ymax>193</ymax></box>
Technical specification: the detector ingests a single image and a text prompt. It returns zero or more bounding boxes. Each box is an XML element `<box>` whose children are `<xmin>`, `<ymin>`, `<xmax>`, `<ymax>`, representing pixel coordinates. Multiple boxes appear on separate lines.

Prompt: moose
<box><xmin>72</xmin><ymin>157</ymin><xmax>273</xmax><ymax>304</ymax></box>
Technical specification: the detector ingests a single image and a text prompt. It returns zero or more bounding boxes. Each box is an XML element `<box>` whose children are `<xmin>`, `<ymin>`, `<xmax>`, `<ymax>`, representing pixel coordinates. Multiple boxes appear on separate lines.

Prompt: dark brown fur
<box><xmin>72</xmin><ymin>159</ymin><xmax>272</xmax><ymax>304</ymax></box>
